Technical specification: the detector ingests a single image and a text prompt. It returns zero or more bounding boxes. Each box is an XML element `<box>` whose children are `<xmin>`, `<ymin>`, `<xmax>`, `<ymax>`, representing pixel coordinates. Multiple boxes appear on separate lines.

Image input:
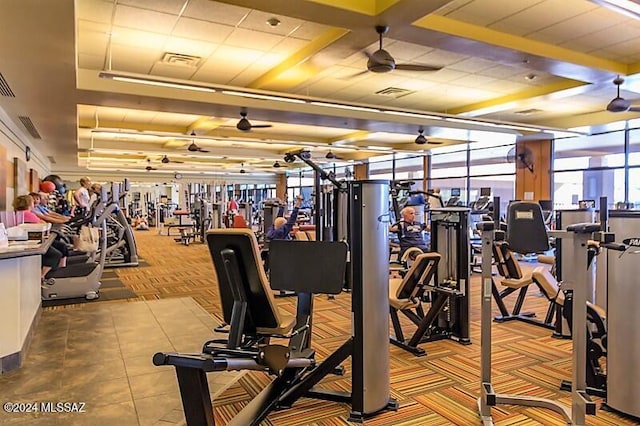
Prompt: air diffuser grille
<box><xmin>18</xmin><ymin>116</ymin><xmax>42</xmax><ymax>139</ymax></box>
<box><xmin>0</xmin><ymin>73</ymin><xmax>15</xmax><ymax>97</ymax></box>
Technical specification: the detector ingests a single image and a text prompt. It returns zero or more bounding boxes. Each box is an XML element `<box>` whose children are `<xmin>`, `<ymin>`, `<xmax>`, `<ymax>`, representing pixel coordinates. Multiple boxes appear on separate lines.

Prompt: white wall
<box><xmin>0</xmin><ymin>108</ymin><xmax>50</xmax><ymax>210</ymax></box>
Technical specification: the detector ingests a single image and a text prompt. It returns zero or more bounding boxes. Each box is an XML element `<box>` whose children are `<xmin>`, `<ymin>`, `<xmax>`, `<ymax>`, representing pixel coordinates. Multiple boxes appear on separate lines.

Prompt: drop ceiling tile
<box><xmin>384</xmin><ymin>39</ymin><xmax>434</xmax><ymax>62</ymax></box>
<box><xmin>449</xmin><ymin>73</ymin><xmax>498</xmax><ymax>89</ymax></box>
<box><xmin>489</xmin><ymin>0</ymin><xmax>598</xmax><ymax>37</ymax></box>
<box><xmin>118</xmin><ymin>0</ymin><xmax>186</xmax><ymax>15</ymax></box>
<box><xmin>224</xmin><ymin>27</ymin><xmax>285</xmax><ymax>51</ymax></box>
<box><xmin>476</xmin><ymin>64</ymin><xmax>528</xmax><ymax>79</ymax></box>
<box><xmin>413</xmin><ymin>49</ymin><xmax>467</xmax><ymax>68</ymax></box>
<box><xmin>172</xmin><ymin>17</ymin><xmax>235</xmax><ymax>44</ymax></box>
<box><xmin>77</xmin><ymin>0</ymin><xmax>114</xmax><ymax>24</ymax></box>
<box><xmin>561</xmin><ymin>28</ymin><xmax>640</xmax><ymax>54</ymax></box>
<box><xmin>604</xmin><ymin>37</ymin><xmax>640</xmax><ymax>57</ymax></box>
<box><xmin>150</xmin><ymin>62</ymin><xmax>198</xmax><ymax>80</ymax></box>
<box><xmin>527</xmin><ymin>9</ymin><xmax>618</xmax><ymax>46</ymax></box>
<box><xmin>228</xmin><ymin>53</ymin><xmax>287</xmax><ymax>86</ymax></box>
<box><xmin>418</xmin><ymin>68</ymin><xmax>468</xmax><ymax>83</ymax></box>
<box><xmin>390</xmin><ymin>78</ymin><xmax>438</xmax><ymax>91</ymax></box>
<box><xmin>111</xmin><ymin>26</ymin><xmax>168</xmax><ymax>49</ymax></box>
<box><xmin>480</xmin><ymin>79</ymin><xmax>530</xmax><ymax>93</ymax></box>
<box><xmin>183</xmin><ymin>0</ymin><xmax>250</xmax><ymax>26</ymax></box>
<box><xmin>77</xmin><ymin>21</ymin><xmax>110</xmax><ymax>55</ymax></box>
<box><xmin>291</xmin><ymin>22</ymin><xmax>333</xmax><ymax>41</ymax></box>
<box><xmin>78</xmin><ymin>53</ymin><xmax>105</xmax><ymax>70</ymax></box>
<box><xmin>435</xmin><ymin>0</ymin><xmax>474</xmax><ymax>15</ymax></box>
<box><xmin>447</xmin><ymin>57</ymin><xmax>497</xmax><ymax>73</ymax></box>
<box><xmin>114</xmin><ymin>5</ymin><xmax>177</xmax><ymax>33</ymax></box>
<box><xmin>270</xmin><ymin>37</ymin><xmax>308</xmax><ymax>55</ymax></box>
<box><xmin>238</xmin><ymin>9</ymin><xmax>305</xmax><ymax>37</ymax></box>
<box><xmin>110</xmin><ymin>44</ymin><xmax>159</xmax><ymax>74</ymax></box>
<box><xmin>164</xmin><ymin>37</ymin><xmax>217</xmax><ymax>58</ymax></box>
<box><xmin>193</xmin><ymin>46</ymin><xmax>263</xmax><ymax>84</ymax></box>
<box><xmin>445</xmin><ymin>0</ymin><xmax>545</xmax><ymax>27</ymax></box>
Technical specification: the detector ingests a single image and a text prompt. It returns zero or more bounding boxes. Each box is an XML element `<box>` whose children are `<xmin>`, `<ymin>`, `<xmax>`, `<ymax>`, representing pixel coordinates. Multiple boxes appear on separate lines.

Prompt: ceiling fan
<box><xmin>144</xmin><ymin>159</ymin><xmax>157</xmax><ymax>171</ymax></box>
<box><xmin>239</xmin><ymin>162</ymin><xmax>246</xmax><ymax>174</ymax></box>
<box><xmin>161</xmin><ymin>155</ymin><xmax>184</xmax><ymax>164</ymax></box>
<box><xmin>325</xmin><ymin>150</ymin><xmax>342</xmax><ymax>160</ymax></box>
<box><xmin>236</xmin><ymin>108</ymin><xmax>273</xmax><ymax>132</ymax></box>
<box><xmin>187</xmin><ymin>131</ymin><xmax>210</xmax><ymax>153</ymax></box>
<box><xmin>359</xmin><ymin>26</ymin><xmax>443</xmax><ymax>75</ymax></box>
<box><xmin>414</xmin><ymin>128</ymin><xmax>442</xmax><ymax>145</ymax></box>
<box><xmin>506</xmin><ymin>146</ymin><xmax>535</xmax><ymax>173</ymax></box>
<box><xmin>606</xmin><ymin>76</ymin><xmax>640</xmax><ymax>113</ymax></box>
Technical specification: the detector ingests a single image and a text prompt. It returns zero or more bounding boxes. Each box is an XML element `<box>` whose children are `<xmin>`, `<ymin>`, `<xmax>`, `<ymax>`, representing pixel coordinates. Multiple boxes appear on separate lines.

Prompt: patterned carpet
<box><xmin>48</xmin><ymin>230</ymin><xmax>635</xmax><ymax>425</ymax></box>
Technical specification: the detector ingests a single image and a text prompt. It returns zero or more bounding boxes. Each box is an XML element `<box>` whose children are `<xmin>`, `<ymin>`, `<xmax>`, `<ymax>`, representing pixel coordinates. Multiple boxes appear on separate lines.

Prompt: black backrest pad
<box><xmin>507</xmin><ymin>201</ymin><xmax>550</xmax><ymax>254</ymax></box>
<box><xmin>206</xmin><ymin>231</ymin><xmax>277</xmax><ymax>330</ymax></box>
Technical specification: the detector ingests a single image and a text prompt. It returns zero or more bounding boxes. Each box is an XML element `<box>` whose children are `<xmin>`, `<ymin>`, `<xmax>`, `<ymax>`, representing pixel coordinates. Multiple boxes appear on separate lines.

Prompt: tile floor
<box><xmin>0</xmin><ymin>298</ymin><xmax>240</xmax><ymax>426</ymax></box>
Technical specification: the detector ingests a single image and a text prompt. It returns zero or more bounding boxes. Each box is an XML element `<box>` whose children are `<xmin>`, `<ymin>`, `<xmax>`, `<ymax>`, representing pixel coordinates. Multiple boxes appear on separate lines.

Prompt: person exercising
<box><xmin>266</xmin><ymin>195</ymin><xmax>303</xmax><ymax>241</ymax></box>
<box><xmin>263</xmin><ymin>195</ymin><xmax>304</xmax><ymax>287</ymax></box>
<box><xmin>390</xmin><ymin>206</ymin><xmax>430</xmax><ymax>258</ymax></box>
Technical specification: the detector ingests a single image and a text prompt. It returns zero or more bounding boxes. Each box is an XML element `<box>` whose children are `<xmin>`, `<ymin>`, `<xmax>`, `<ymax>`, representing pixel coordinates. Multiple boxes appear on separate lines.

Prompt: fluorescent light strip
<box><xmin>366</xmin><ymin>145</ymin><xmax>394</xmax><ymax>151</ymax></box>
<box><xmin>107</xmin><ymin>76</ymin><xmax>217</xmax><ymax>93</ymax></box>
<box><xmin>309</xmin><ymin>101</ymin><xmax>381</xmax><ymax>113</ymax></box>
<box><xmin>221</xmin><ymin>90</ymin><xmax>306</xmax><ymax>104</ymax></box>
<box><xmin>382</xmin><ymin>110</ymin><xmax>443</xmax><ymax>120</ymax></box>
<box><xmin>446</xmin><ymin>117</ymin><xmax>498</xmax><ymax>127</ymax></box>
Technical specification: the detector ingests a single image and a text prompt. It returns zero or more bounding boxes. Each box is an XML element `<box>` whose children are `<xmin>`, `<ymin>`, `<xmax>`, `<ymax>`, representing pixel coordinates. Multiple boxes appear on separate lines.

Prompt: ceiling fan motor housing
<box><xmin>237</xmin><ymin>117</ymin><xmax>252</xmax><ymax>131</ymax></box>
<box><xmin>368</xmin><ymin>50</ymin><xmax>395</xmax><ymax>72</ymax></box>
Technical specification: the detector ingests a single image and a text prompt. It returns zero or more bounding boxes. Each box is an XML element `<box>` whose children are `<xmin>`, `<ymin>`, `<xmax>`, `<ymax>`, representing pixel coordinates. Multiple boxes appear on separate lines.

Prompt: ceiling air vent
<box><xmin>47</xmin><ymin>156</ymin><xmax>56</xmax><ymax>164</ymax></box>
<box><xmin>0</xmin><ymin>72</ymin><xmax>16</xmax><ymax>97</ymax></box>
<box><xmin>161</xmin><ymin>52</ymin><xmax>202</xmax><ymax>67</ymax></box>
<box><xmin>18</xmin><ymin>116</ymin><xmax>42</xmax><ymax>139</ymax></box>
<box><xmin>375</xmin><ymin>87</ymin><xmax>415</xmax><ymax>98</ymax></box>
<box><xmin>514</xmin><ymin>108</ymin><xmax>543</xmax><ymax>115</ymax></box>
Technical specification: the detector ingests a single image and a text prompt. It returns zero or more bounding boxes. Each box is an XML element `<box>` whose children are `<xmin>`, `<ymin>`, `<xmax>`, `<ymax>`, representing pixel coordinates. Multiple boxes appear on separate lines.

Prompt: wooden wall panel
<box><xmin>29</xmin><ymin>169</ymin><xmax>39</xmax><ymax>193</ymax></box>
<box><xmin>354</xmin><ymin>163</ymin><xmax>368</xmax><ymax>180</ymax></box>
<box><xmin>276</xmin><ymin>173</ymin><xmax>286</xmax><ymax>200</ymax></box>
<box><xmin>515</xmin><ymin>138</ymin><xmax>551</xmax><ymax>202</ymax></box>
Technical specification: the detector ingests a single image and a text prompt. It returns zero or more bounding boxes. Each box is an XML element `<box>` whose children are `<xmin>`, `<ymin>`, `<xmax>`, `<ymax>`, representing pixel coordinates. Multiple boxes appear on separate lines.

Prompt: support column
<box><xmin>515</xmin><ymin>137</ymin><xmax>552</xmax><ymax>201</ymax></box>
<box><xmin>354</xmin><ymin>163</ymin><xmax>368</xmax><ymax>180</ymax></box>
<box><xmin>276</xmin><ymin>174</ymin><xmax>287</xmax><ymax>200</ymax></box>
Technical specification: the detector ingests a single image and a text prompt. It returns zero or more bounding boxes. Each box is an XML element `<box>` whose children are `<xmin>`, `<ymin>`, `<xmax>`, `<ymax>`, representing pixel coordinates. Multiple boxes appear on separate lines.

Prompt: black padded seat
<box><xmin>206</xmin><ymin>228</ymin><xmax>295</xmax><ymax>335</ymax></box>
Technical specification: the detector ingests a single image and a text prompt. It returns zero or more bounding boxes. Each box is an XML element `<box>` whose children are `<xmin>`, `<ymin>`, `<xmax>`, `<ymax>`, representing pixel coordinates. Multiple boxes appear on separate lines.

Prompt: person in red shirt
<box><xmin>227</xmin><ymin>198</ymin><xmax>239</xmax><ymax>212</ymax></box>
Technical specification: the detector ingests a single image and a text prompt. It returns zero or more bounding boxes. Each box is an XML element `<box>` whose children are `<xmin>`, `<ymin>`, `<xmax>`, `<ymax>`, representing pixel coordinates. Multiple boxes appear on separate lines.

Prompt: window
<box><xmin>553</xmin><ymin>130</ymin><xmax>625</xmax><ymax>208</ymax></box>
<box><xmin>628</xmin><ymin>128</ymin><xmax>640</xmax><ymax>166</ymax></box>
<box><xmin>629</xmin><ymin>168</ymin><xmax>640</xmax><ymax>208</ymax></box>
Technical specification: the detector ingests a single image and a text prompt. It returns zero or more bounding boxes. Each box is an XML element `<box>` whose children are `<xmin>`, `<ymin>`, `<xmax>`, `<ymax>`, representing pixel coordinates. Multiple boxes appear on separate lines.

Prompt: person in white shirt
<box><xmin>73</xmin><ymin>176</ymin><xmax>92</xmax><ymax>216</ymax></box>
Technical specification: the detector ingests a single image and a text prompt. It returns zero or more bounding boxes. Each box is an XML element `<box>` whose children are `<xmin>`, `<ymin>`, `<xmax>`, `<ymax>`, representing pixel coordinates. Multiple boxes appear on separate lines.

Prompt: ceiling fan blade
<box><xmin>340</xmin><ymin>69</ymin><xmax>370</xmax><ymax>80</ymax></box>
<box><xmin>198</xmin><ymin>148</ymin><xmax>210</xmax><ymax>153</ymax></box>
<box><xmin>174</xmin><ymin>160</ymin><xmax>185</xmax><ymax>163</ymax></box>
<box><xmin>250</xmin><ymin>124</ymin><xmax>273</xmax><ymax>128</ymax></box>
<box><xmin>426</xmin><ymin>141</ymin><xmax>443</xmax><ymax>145</ymax></box>
<box><xmin>628</xmin><ymin>106</ymin><xmax>640</xmax><ymax>112</ymax></box>
<box><xmin>395</xmin><ymin>63</ymin><xmax>442</xmax><ymax>72</ymax></box>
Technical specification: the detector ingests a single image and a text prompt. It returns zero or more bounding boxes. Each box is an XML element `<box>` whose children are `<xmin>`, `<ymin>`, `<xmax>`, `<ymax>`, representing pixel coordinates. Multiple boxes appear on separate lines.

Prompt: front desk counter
<box><xmin>0</xmin><ymin>235</ymin><xmax>54</xmax><ymax>374</ymax></box>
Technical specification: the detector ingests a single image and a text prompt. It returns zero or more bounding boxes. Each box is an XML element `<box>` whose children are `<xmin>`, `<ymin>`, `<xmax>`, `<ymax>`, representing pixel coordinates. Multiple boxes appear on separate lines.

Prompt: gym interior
<box><xmin>1</xmin><ymin>0</ymin><xmax>639</xmax><ymax>425</ymax></box>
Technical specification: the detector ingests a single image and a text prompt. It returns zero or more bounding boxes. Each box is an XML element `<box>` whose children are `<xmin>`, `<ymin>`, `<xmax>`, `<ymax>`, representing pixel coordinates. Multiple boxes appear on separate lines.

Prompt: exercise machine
<box><xmin>603</xmin><ymin>210</ymin><xmax>640</xmax><ymax>419</ymax></box>
<box><xmin>478</xmin><ymin>199</ymin><xmax>612</xmax><ymax>425</ymax></box>
<box><xmin>390</xmin><ymin>207</ymin><xmax>471</xmax><ymax>356</ymax></box>
<box><xmin>41</xmin><ymin>187</ymin><xmax>109</xmax><ymax>300</ymax></box>
<box><xmin>153</xmin><ymin>180</ymin><xmax>397</xmax><ymax>424</ymax></box>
